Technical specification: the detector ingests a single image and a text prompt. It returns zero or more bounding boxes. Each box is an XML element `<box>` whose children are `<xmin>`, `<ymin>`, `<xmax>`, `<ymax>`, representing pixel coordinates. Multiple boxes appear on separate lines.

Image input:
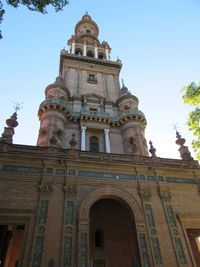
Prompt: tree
<box><xmin>0</xmin><ymin>0</ymin><xmax>69</xmax><ymax>39</ymax></box>
<box><xmin>182</xmin><ymin>82</ymin><xmax>200</xmax><ymax>160</ymax></box>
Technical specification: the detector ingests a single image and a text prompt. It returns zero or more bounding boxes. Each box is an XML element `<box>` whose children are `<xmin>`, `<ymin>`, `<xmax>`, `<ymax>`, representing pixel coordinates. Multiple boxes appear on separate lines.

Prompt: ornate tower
<box><xmin>37</xmin><ymin>13</ymin><xmax>148</xmax><ymax>156</ymax></box>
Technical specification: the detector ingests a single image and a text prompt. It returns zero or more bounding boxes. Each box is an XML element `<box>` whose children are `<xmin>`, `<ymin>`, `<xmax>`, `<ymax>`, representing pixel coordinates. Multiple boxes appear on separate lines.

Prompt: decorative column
<box><xmin>94</xmin><ymin>45</ymin><xmax>98</xmax><ymax>58</ymax></box>
<box><xmin>83</xmin><ymin>43</ymin><xmax>87</xmax><ymax>56</ymax></box>
<box><xmin>105</xmin><ymin>48</ymin><xmax>109</xmax><ymax>60</ymax></box>
<box><xmin>68</xmin><ymin>44</ymin><xmax>71</xmax><ymax>53</ymax></box>
<box><xmin>72</xmin><ymin>42</ymin><xmax>75</xmax><ymax>54</ymax></box>
<box><xmin>81</xmin><ymin>127</ymin><xmax>87</xmax><ymax>151</ymax></box>
<box><xmin>104</xmin><ymin>129</ymin><xmax>110</xmax><ymax>153</ymax></box>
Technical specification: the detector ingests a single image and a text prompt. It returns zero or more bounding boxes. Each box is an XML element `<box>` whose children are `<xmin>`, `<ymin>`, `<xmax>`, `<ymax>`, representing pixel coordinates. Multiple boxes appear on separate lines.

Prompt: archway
<box><xmin>89</xmin><ymin>198</ymin><xmax>141</xmax><ymax>267</ymax></box>
<box><xmin>79</xmin><ymin>186</ymin><xmax>144</xmax><ymax>267</ymax></box>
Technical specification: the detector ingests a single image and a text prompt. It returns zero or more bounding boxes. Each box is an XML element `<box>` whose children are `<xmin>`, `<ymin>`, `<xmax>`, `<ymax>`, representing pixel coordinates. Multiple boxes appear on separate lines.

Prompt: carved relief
<box><xmin>39</xmin><ymin>183</ymin><xmax>54</xmax><ymax>193</ymax></box>
<box><xmin>159</xmin><ymin>189</ymin><xmax>171</xmax><ymax>202</ymax></box>
<box><xmin>139</xmin><ymin>188</ymin><xmax>151</xmax><ymax>202</ymax></box>
<box><xmin>64</xmin><ymin>184</ymin><xmax>77</xmax><ymax>196</ymax></box>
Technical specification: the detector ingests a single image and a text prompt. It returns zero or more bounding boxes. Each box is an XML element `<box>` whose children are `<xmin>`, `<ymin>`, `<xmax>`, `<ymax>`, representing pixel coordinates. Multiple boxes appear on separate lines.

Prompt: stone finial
<box><xmin>149</xmin><ymin>140</ymin><xmax>157</xmax><ymax>157</ymax></box>
<box><xmin>69</xmin><ymin>133</ymin><xmax>77</xmax><ymax>149</ymax></box>
<box><xmin>55</xmin><ymin>76</ymin><xmax>64</xmax><ymax>85</ymax></box>
<box><xmin>176</xmin><ymin>131</ymin><xmax>193</xmax><ymax>160</ymax></box>
<box><xmin>0</xmin><ymin>112</ymin><xmax>18</xmax><ymax>144</ymax></box>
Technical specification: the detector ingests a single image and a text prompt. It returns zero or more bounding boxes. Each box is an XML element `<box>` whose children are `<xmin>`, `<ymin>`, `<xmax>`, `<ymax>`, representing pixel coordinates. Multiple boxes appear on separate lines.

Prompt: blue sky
<box><xmin>0</xmin><ymin>0</ymin><xmax>199</xmax><ymax>159</ymax></box>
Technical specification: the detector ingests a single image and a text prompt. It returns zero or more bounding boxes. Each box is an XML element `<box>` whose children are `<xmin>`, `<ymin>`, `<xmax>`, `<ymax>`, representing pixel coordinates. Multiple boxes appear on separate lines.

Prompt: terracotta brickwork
<box><xmin>1</xmin><ymin>13</ymin><xmax>200</xmax><ymax>267</ymax></box>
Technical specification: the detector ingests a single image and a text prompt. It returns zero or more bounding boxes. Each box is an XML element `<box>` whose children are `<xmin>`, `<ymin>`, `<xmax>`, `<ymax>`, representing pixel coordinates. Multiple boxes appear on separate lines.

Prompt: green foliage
<box><xmin>182</xmin><ymin>82</ymin><xmax>200</xmax><ymax>160</ymax></box>
<box><xmin>0</xmin><ymin>0</ymin><xmax>69</xmax><ymax>38</ymax></box>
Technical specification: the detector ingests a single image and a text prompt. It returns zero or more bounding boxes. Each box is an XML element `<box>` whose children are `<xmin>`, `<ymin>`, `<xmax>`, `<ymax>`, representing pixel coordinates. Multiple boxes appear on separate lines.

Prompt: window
<box><xmin>90</xmin><ymin>136</ymin><xmax>99</xmax><ymax>152</ymax></box>
<box><xmin>87</xmin><ymin>50</ymin><xmax>94</xmax><ymax>57</ymax></box>
<box><xmin>98</xmin><ymin>53</ymin><xmax>104</xmax><ymax>59</ymax></box>
<box><xmin>88</xmin><ymin>74</ymin><xmax>97</xmax><ymax>84</ymax></box>
<box><xmin>89</xmin><ymin>108</ymin><xmax>97</xmax><ymax>111</ymax></box>
<box><xmin>95</xmin><ymin>230</ymin><xmax>104</xmax><ymax>248</ymax></box>
<box><xmin>75</xmin><ymin>48</ymin><xmax>82</xmax><ymax>56</ymax></box>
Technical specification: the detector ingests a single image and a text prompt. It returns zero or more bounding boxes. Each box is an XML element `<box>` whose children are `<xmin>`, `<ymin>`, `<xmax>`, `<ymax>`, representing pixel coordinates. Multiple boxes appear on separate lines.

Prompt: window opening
<box><xmin>95</xmin><ymin>230</ymin><xmax>104</xmax><ymax>248</ymax></box>
<box><xmin>90</xmin><ymin>136</ymin><xmax>99</xmax><ymax>152</ymax></box>
<box><xmin>87</xmin><ymin>50</ymin><xmax>94</xmax><ymax>57</ymax></box>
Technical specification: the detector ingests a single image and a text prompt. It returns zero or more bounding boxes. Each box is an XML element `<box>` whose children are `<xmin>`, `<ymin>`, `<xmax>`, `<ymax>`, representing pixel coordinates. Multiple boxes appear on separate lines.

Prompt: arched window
<box><xmin>75</xmin><ymin>48</ymin><xmax>82</xmax><ymax>56</ymax></box>
<box><xmin>86</xmin><ymin>29</ymin><xmax>91</xmax><ymax>34</ymax></box>
<box><xmin>87</xmin><ymin>50</ymin><xmax>94</xmax><ymax>57</ymax></box>
<box><xmin>90</xmin><ymin>136</ymin><xmax>99</xmax><ymax>152</ymax></box>
<box><xmin>95</xmin><ymin>230</ymin><xmax>104</xmax><ymax>248</ymax></box>
<box><xmin>98</xmin><ymin>53</ymin><xmax>104</xmax><ymax>59</ymax></box>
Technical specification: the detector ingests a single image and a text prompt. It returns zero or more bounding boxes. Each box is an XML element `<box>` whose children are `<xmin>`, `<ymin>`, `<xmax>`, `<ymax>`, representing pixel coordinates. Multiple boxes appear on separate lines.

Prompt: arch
<box><xmin>75</xmin><ymin>48</ymin><xmax>83</xmax><ymax>55</ymax></box>
<box><xmin>79</xmin><ymin>186</ymin><xmax>143</xmax><ymax>222</ymax></box>
<box><xmin>87</xmin><ymin>50</ymin><xmax>94</xmax><ymax>57</ymax></box>
<box><xmin>98</xmin><ymin>52</ymin><xmax>105</xmax><ymax>59</ymax></box>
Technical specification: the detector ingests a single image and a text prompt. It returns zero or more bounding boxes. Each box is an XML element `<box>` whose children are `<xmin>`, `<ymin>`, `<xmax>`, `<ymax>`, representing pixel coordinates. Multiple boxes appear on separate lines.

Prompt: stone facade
<box><xmin>0</xmin><ymin>13</ymin><xmax>200</xmax><ymax>267</ymax></box>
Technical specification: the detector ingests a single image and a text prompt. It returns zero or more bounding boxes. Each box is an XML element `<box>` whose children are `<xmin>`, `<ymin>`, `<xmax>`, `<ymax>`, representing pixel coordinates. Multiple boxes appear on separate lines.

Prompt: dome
<box><xmin>75</xmin><ymin>13</ymin><xmax>99</xmax><ymax>38</ymax></box>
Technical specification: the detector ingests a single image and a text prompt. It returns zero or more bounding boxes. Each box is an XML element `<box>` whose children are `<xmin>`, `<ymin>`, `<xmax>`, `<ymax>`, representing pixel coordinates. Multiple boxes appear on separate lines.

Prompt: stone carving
<box><xmin>69</xmin><ymin>133</ymin><xmax>77</xmax><ymax>149</ymax></box>
<box><xmin>159</xmin><ymin>190</ymin><xmax>171</xmax><ymax>202</ymax></box>
<box><xmin>139</xmin><ymin>188</ymin><xmax>151</xmax><ymax>201</ymax></box>
<box><xmin>64</xmin><ymin>185</ymin><xmax>77</xmax><ymax>195</ymax></box>
<box><xmin>39</xmin><ymin>183</ymin><xmax>54</xmax><ymax>193</ymax></box>
<box><xmin>129</xmin><ymin>137</ymin><xmax>138</xmax><ymax>155</ymax></box>
<box><xmin>149</xmin><ymin>140</ymin><xmax>157</xmax><ymax>157</ymax></box>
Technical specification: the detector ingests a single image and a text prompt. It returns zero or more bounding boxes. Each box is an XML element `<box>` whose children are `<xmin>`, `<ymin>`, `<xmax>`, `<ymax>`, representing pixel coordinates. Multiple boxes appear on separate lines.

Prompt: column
<box><xmin>68</xmin><ymin>44</ymin><xmax>71</xmax><ymax>53</ymax></box>
<box><xmin>94</xmin><ymin>45</ymin><xmax>98</xmax><ymax>58</ymax></box>
<box><xmin>72</xmin><ymin>42</ymin><xmax>75</xmax><ymax>54</ymax></box>
<box><xmin>83</xmin><ymin>44</ymin><xmax>87</xmax><ymax>56</ymax></box>
<box><xmin>104</xmin><ymin>129</ymin><xmax>110</xmax><ymax>153</ymax></box>
<box><xmin>105</xmin><ymin>48</ymin><xmax>109</xmax><ymax>60</ymax></box>
<box><xmin>81</xmin><ymin>126</ymin><xmax>86</xmax><ymax>151</ymax></box>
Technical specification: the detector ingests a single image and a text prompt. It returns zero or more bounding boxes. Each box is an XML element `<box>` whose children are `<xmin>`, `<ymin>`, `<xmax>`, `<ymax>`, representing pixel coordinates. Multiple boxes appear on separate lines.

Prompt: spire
<box><xmin>175</xmin><ymin>131</ymin><xmax>193</xmax><ymax>160</ymax></box>
<box><xmin>149</xmin><ymin>140</ymin><xmax>157</xmax><ymax>157</ymax></box>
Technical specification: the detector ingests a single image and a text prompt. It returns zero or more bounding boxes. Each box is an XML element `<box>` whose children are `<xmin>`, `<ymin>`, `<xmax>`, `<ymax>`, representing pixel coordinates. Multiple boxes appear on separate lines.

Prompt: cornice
<box><xmin>60</xmin><ymin>53</ymin><xmax>122</xmax><ymax>74</ymax></box>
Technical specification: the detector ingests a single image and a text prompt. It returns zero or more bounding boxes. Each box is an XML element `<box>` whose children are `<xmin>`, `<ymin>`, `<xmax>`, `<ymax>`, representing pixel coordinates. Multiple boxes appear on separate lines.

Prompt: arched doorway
<box><xmin>89</xmin><ymin>198</ymin><xmax>141</xmax><ymax>267</ymax></box>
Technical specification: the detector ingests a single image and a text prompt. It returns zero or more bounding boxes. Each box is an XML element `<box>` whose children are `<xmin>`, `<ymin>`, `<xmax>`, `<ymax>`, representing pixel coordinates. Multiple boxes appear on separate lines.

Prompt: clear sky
<box><xmin>0</xmin><ymin>0</ymin><xmax>199</xmax><ymax>159</ymax></box>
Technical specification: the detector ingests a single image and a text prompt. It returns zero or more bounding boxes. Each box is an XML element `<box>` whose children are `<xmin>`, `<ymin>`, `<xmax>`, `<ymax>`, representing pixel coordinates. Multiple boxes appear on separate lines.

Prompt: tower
<box><xmin>0</xmin><ymin>14</ymin><xmax>200</xmax><ymax>267</ymax></box>
<box><xmin>37</xmin><ymin>13</ymin><xmax>148</xmax><ymax>157</ymax></box>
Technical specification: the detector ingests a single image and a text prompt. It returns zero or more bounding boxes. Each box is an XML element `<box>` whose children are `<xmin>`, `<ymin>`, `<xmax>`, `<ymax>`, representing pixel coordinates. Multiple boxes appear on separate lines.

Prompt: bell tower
<box><xmin>37</xmin><ymin>13</ymin><xmax>148</xmax><ymax>156</ymax></box>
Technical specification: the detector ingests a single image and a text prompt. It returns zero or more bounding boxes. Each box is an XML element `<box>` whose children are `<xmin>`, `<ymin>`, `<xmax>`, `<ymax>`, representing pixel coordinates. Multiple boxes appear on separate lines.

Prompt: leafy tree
<box><xmin>0</xmin><ymin>0</ymin><xmax>69</xmax><ymax>38</ymax></box>
<box><xmin>182</xmin><ymin>82</ymin><xmax>200</xmax><ymax>160</ymax></box>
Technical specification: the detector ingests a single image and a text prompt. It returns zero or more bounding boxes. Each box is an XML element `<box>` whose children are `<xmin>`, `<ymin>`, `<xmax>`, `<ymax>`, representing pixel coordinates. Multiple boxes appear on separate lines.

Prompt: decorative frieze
<box><xmin>38</xmin><ymin>200</ymin><xmax>49</xmax><ymax>224</ymax></box>
<box><xmin>174</xmin><ymin>238</ymin><xmax>186</xmax><ymax>264</ymax></box>
<box><xmin>165</xmin><ymin>205</ymin><xmax>176</xmax><ymax>227</ymax></box>
<box><xmin>81</xmin><ymin>233</ymin><xmax>88</xmax><ymax>267</ymax></box>
<box><xmin>63</xmin><ymin>237</ymin><xmax>72</xmax><ymax>267</ymax></box>
<box><xmin>65</xmin><ymin>201</ymin><xmax>74</xmax><ymax>225</ymax></box>
<box><xmin>139</xmin><ymin>233</ymin><xmax>150</xmax><ymax>267</ymax></box>
<box><xmin>32</xmin><ymin>236</ymin><xmax>44</xmax><ymax>267</ymax></box>
<box><xmin>145</xmin><ymin>204</ymin><xmax>155</xmax><ymax>227</ymax></box>
<box><xmin>151</xmin><ymin>237</ymin><xmax>163</xmax><ymax>264</ymax></box>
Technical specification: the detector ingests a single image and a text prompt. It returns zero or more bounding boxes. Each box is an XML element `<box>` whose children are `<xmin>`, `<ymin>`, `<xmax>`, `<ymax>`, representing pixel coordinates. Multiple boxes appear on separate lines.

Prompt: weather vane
<box><xmin>172</xmin><ymin>123</ymin><xmax>179</xmax><ymax>132</ymax></box>
<box><xmin>12</xmin><ymin>102</ymin><xmax>23</xmax><ymax>113</ymax></box>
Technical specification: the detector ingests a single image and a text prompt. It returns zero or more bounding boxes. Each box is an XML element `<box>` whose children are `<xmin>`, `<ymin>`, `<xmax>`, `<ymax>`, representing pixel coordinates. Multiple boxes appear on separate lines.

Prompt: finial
<box><xmin>175</xmin><ymin>130</ymin><xmax>193</xmax><ymax>161</ymax></box>
<box><xmin>121</xmin><ymin>79</ymin><xmax>125</xmax><ymax>88</ymax></box>
<box><xmin>69</xmin><ymin>133</ymin><xmax>77</xmax><ymax>149</ymax></box>
<box><xmin>0</xmin><ymin>106</ymin><xmax>20</xmax><ymax>144</ymax></box>
<box><xmin>85</xmin><ymin>11</ymin><xmax>88</xmax><ymax>15</ymax></box>
<box><xmin>149</xmin><ymin>140</ymin><xmax>157</xmax><ymax>157</ymax></box>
